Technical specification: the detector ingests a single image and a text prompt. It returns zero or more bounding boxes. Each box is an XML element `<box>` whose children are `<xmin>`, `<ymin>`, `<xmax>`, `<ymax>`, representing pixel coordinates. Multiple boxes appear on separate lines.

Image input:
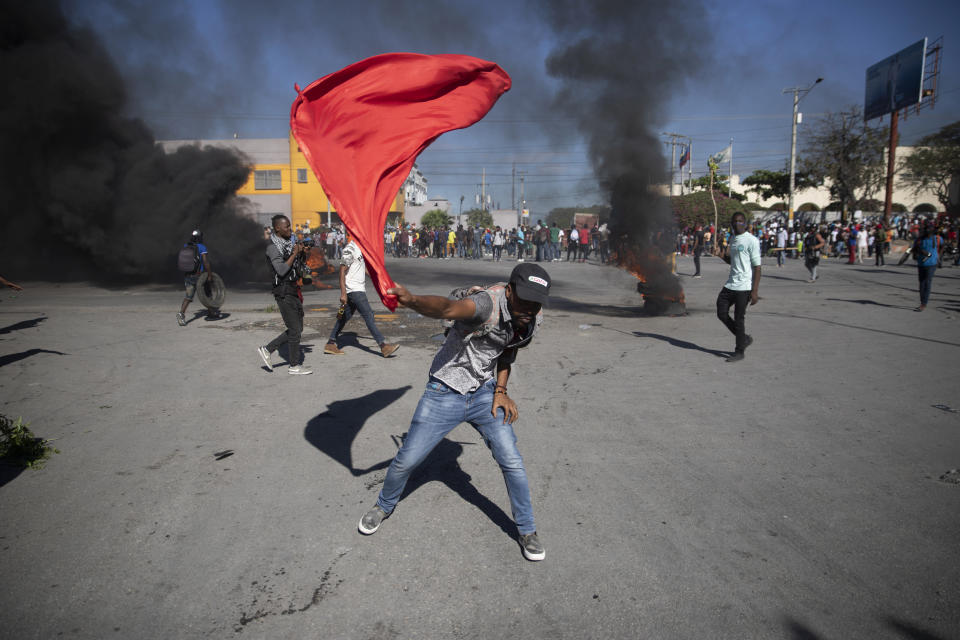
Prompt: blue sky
<box><xmin>68</xmin><ymin>0</ymin><xmax>959</xmax><ymax>217</ymax></box>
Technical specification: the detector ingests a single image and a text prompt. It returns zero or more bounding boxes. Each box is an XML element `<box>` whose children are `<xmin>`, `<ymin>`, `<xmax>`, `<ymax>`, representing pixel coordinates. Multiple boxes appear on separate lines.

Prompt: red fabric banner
<box><xmin>290</xmin><ymin>53</ymin><xmax>512</xmax><ymax>310</ymax></box>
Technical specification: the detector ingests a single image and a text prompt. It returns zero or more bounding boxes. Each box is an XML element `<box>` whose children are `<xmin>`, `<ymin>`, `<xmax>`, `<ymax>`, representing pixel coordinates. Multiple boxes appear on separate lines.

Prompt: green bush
<box><xmin>420</xmin><ymin>209</ymin><xmax>451</xmax><ymax>229</ymax></box>
<box><xmin>670</xmin><ymin>191</ymin><xmax>753</xmax><ymax>228</ymax></box>
<box><xmin>797</xmin><ymin>202</ymin><xmax>820</xmax><ymax>212</ymax></box>
<box><xmin>0</xmin><ymin>415</ymin><xmax>58</xmax><ymax>468</ymax></box>
<box><xmin>913</xmin><ymin>203</ymin><xmax>937</xmax><ymax>213</ymax></box>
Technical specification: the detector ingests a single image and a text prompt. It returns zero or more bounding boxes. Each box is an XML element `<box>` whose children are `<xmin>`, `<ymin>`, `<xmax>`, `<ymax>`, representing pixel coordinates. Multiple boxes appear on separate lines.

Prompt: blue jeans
<box><xmin>329</xmin><ymin>291</ymin><xmax>385</xmax><ymax>345</ymax></box>
<box><xmin>377</xmin><ymin>378</ymin><xmax>536</xmax><ymax>534</ymax></box>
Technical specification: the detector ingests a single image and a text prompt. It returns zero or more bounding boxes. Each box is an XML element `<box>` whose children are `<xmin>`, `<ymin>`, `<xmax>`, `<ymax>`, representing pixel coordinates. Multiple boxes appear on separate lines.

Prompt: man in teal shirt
<box><xmin>717</xmin><ymin>212</ymin><xmax>761</xmax><ymax>363</ymax></box>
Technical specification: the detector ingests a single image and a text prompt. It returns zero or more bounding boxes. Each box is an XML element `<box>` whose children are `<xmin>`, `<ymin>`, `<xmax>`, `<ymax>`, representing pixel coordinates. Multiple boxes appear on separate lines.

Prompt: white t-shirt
<box><xmin>340</xmin><ymin>242</ymin><xmax>366</xmax><ymax>293</ymax></box>
<box><xmin>724</xmin><ymin>232</ymin><xmax>761</xmax><ymax>291</ymax></box>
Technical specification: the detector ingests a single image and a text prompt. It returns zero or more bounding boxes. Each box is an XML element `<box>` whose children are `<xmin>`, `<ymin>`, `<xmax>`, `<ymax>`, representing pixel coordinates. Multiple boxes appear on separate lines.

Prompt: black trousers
<box><xmin>716</xmin><ymin>287</ymin><xmax>749</xmax><ymax>353</ymax></box>
<box><xmin>693</xmin><ymin>250</ymin><xmax>702</xmax><ymax>275</ymax></box>
<box><xmin>267</xmin><ymin>291</ymin><xmax>304</xmax><ymax>365</ymax></box>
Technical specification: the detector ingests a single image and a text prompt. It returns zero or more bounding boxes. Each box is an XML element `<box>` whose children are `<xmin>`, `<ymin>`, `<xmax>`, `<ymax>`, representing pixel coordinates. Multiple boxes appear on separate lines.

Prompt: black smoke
<box><xmin>0</xmin><ymin>1</ymin><xmax>264</xmax><ymax>282</ymax></box>
<box><xmin>539</xmin><ymin>0</ymin><xmax>711</xmax><ymax>292</ymax></box>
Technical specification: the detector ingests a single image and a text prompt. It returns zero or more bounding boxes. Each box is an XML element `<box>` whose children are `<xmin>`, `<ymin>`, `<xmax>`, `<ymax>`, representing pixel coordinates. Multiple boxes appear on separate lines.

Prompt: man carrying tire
<box><xmin>177</xmin><ymin>230</ymin><xmax>219</xmax><ymax>326</ymax></box>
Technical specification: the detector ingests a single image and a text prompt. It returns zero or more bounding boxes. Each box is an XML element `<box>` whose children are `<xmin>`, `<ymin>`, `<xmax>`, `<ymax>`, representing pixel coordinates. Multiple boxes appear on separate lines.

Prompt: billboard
<box><xmin>864</xmin><ymin>38</ymin><xmax>926</xmax><ymax>121</ymax></box>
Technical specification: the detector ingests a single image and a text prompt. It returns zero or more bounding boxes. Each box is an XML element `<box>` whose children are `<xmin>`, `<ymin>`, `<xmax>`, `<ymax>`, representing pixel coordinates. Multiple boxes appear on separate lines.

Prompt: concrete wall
<box><xmin>404</xmin><ymin>199</ymin><xmax>451</xmax><ymax>226</ymax></box>
<box><xmin>669</xmin><ymin>146</ymin><xmax>943</xmax><ymax>213</ymax></box>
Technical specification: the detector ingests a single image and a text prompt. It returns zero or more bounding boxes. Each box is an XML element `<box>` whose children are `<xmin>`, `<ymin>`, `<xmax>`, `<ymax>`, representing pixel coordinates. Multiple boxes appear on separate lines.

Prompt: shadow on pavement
<box><xmin>756</xmin><ymin>311</ymin><xmax>960</xmax><ymax>348</ymax></box>
<box><xmin>304</xmin><ymin>386</ymin><xmax>516</xmax><ymax>538</ymax></box>
<box><xmin>330</xmin><ymin>331</ymin><xmax>381</xmax><ymax>357</ymax></box>
<box><xmin>304</xmin><ymin>386</ymin><xmax>412</xmax><ymax>476</ymax></box>
<box><xmin>0</xmin><ymin>462</ymin><xmax>25</xmax><ymax>489</ymax></box>
<box><xmin>399</xmin><ymin>434</ymin><xmax>516</xmax><ymax>539</ymax></box>
<box><xmin>782</xmin><ymin>616</ymin><xmax>823</xmax><ymax>640</ymax></box>
<box><xmin>825</xmin><ymin>297</ymin><xmax>914</xmax><ymax>310</ymax></box>
<box><xmin>546</xmin><ymin>295</ymin><xmax>644</xmax><ymax>317</ymax></box>
<box><xmin>886</xmin><ymin>616</ymin><xmax>950</xmax><ymax>640</ymax></box>
<box><xmin>0</xmin><ymin>348</ymin><xmax>66</xmax><ymax>368</ymax></box>
<box><xmin>632</xmin><ymin>331</ymin><xmax>729</xmax><ymax>358</ymax></box>
<box><xmin>0</xmin><ymin>317</ymin><xmax>46</xmax><ymax>335</ymax></box>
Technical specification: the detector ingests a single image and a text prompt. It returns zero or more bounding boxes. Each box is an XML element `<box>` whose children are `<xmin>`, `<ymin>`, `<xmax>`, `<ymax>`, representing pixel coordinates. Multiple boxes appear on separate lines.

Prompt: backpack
<box><xmin>445</xmin><ymin>283</ymin><xmax>506</xmax><ymax>340</ymax></box>
<box><xmin>178</xmin><ymin>243</ymin><xmax>200</xmax><ymax>273</ymax></box>
<box><xmin>444</xmin><ymin>283</ymin><xmax>543</xmax><ymax>346</ymax></box>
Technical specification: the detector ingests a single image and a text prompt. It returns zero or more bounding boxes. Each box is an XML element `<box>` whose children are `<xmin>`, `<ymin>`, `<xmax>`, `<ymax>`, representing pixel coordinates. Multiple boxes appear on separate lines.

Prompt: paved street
<box><xmin>1</xmin><ymin>252</ymin><xmax>958</xmax><ymax>639</ymax></box>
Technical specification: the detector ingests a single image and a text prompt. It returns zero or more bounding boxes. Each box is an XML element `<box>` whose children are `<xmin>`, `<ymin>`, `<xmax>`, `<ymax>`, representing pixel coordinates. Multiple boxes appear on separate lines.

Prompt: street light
<box><xmin>783</xmin><ymin>77</ymin><xmax>822</xmax><ymax>227</ymax></box>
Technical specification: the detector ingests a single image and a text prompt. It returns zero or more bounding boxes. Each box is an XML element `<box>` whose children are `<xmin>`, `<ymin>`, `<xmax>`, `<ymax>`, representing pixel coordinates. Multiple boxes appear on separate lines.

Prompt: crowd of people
<box><xmin>376</xmin><ymin>219</ymin><xmax>612</xmax><ymax>264</ymax></box>
<box><xmin>674</xmin><ymin>213</ymin><xmax>959</xmax><ymax>268</ymax></box>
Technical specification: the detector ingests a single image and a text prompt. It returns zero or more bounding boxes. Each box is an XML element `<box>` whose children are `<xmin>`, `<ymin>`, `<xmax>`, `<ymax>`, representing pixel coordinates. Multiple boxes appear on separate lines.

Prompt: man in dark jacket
<box><xmin>258</xmin><ymin>215</ymin><xmax>312</xmax><ymax>375</ymax></box>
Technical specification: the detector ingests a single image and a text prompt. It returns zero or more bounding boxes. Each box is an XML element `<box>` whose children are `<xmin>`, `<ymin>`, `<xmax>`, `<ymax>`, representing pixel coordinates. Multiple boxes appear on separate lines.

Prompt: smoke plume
<box><xmin>0</xmin><ymin>1</ymin><xmax>264</xmax><ymax>282</ymax></box>
<box><xmin>539</xmin><ymin>0</ymin><xmax>711</xmax><ymax>253</ymax></box>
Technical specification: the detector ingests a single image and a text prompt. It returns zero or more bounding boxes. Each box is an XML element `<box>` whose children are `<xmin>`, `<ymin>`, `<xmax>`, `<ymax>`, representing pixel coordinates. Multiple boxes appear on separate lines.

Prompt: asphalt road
<box><xmin>1</xmin><ymin>251</ymin><xmax>958</xmax><ymax>639</ymax></box>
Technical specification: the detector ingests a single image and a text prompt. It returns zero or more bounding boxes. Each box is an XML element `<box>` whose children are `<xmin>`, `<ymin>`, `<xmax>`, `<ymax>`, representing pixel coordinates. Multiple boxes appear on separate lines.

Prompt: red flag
<box><xmin>290</xmin><ymin>53</ymin><xmax>511</xmax><ymax>310</ymax></box>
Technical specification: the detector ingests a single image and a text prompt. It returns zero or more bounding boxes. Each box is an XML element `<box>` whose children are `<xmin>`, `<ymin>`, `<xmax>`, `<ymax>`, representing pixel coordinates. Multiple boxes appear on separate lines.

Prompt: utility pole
<box><xmin>476</xmin><ymin>168</ymin><xmax>490</xmax><ymax>219</ymax></box>
<box><xmin>516</xmin><ymin>170</ymin><xmax>527</xmax><ymax>228</ymax></box>
<box><xmin>511</xmin><ymin>162</ymin><xmax>516</xmax><ymax>211</ymax></box>
<box><xmin>784</xmin><ymin>77</ymin><xmax>822</xmax><ymax>228</ymax></box>
<box><xmin>882</xmin><ymin>110</ymin><xmax>899</xmax><ymax>227</ymax></box>
<box><xmin>728</xmin><ymin>137</ymin><xmax>733</xmax><ymax>197</ymax></box>
<box><xmin>663</xmin><ymin>132</ymin><xmax>691</xmax><ymax>196</ymax></box>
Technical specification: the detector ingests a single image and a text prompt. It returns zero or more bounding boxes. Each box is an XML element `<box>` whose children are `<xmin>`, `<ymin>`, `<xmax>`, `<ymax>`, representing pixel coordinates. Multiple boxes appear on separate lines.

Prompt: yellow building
<box><xmin>163</xmin><ymin>134</ymin><xmax>405</xmax><ymax>229</ymax></box>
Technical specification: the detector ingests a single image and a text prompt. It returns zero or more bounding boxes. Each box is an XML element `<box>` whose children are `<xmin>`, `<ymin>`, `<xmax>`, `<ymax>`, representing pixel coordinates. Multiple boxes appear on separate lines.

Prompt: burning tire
<box><xmin>196</xmin><ymin>272</ymin><xmax>226</xmax><ymax>309</ymax></box>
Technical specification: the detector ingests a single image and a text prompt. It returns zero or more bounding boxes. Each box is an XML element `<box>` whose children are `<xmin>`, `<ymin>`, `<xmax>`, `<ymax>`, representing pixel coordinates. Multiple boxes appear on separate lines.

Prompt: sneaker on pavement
<box><xmin>288</xmin><ymin>364</ymin><xmax>313</xmax><ymax>375</ymax></box>
<box><xmin>380</xmin><ymin>343</ymin><xmax>400</xmax><ymax>358</ymax></box>
<box><xmin>726</xmin><ymin>351</ymin><xmax>745</xmax><ymax>363</ymax></box>
<box><xmin>359</xmin><ymin>505</ymin><xmax>389</xmax><ymax>535</ymax></box>
<box><xmin>324</xmin><ymin>343</ymin><xmax>345</xmax><ymax>355</ymax></box>
<box><xmin>176</xmin><ymin>312</ymin><xmax>186</xmax><ymax>327</ymax></box>
<box><xmin>257</xmin><ymin>346</ymin><xmax>273</xmax><ymax>371</ymax></box>
<box><xmin>519</xmin><ymin>532</ymin><xmax>545</xmax><ymax>561</ymax></box>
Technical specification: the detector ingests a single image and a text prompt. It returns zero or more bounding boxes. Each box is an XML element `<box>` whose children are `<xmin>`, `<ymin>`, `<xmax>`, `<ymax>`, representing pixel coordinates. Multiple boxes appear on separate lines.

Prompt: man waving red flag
<box><xmin>290</xmin><ymin>53</ymin><xmax>512</xmax><ymax>310</ymax></box>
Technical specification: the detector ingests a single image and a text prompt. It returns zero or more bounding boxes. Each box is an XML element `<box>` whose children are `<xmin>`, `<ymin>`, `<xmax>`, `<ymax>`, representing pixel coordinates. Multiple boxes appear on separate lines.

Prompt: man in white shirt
<box><xmin>325</xmin><ymin>239</ymin><xmax>399</xmax><ymax>358</ymax></box>
<box><xmin>717</xmin><ymin>212</ymin><xmax>761</xmax><ymax>363</ymax></box>
<box><xmin>776</xmin><ymin>227</ymin><xmax>788</xmax><ymax>267</ymax></box>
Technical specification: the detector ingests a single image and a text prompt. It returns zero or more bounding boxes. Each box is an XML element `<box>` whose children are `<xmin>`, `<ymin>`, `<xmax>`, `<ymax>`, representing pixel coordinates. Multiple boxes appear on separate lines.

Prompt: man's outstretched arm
<box><xmin>387</xmin><ymin>284</ymin><xmax>477</xmax><ymax>321</ymax></box>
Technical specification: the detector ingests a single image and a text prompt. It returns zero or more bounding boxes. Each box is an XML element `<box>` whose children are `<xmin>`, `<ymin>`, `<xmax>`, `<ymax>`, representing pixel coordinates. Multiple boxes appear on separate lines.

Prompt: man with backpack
<box><xmin>176</xmin><ymin>230</ymin><xmax>217</xmax><ymax>326</ymax></box>
<box><xmin>357</xmin><ymin>263</ymin><xmax>551</xmax><ymax>562</ymax></box>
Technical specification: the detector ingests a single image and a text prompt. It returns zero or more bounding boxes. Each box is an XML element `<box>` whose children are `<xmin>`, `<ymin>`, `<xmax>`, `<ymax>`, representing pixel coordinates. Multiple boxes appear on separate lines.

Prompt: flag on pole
<box><xmin>678</xmin><ymin>144</ymin><xmax>690</xmax><ymax>168</ymax></box>
<box><xmin>291</xmin><ymin>53</ymin><xmax>511</xmax><ymax>310</ymax></box>
<box><xmin>709</xmin><ymin>144</ymin><xmax>732</xmax><ymax>166</ymax></box>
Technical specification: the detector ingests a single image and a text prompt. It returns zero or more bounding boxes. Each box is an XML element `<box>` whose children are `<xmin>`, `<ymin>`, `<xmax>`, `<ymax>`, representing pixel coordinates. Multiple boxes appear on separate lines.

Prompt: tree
<box><xmin>740</xmin><ymin>167</ymin><xmax>818</xmax><ymax>202</ymax></box>
<box><xmin>799</xmin><ymin>106</ymin><xmax>887</xmax><ymax>222</ymax></box>
<box><xmin>420</xmin><ymin>209</ymin><xmax>451</xmax><ymax>228</ymax></box>
<box><xmin>463</xmin><ymin>208</ymin><xmax>493</xmax><ymax>228</ymax></box>
<box><xmin>670</xmin><ymin>191</ymin><xmax>747</xmax><ymax>229</ymax></box>
<box><xmin>900</xmin><ymin>120</ymin><xmax>960</xmax><ymax>216</ymax></box>
<box><xmin>688</xmin><ymin>174</ymin><xmax>747</xmax><ymax>201</ymax></box>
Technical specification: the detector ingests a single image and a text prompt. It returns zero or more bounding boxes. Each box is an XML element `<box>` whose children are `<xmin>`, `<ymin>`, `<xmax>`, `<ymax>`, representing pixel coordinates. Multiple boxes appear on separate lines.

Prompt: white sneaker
<box><xmin>257</xmin><ymin>346</ymin><xmax>273</xmax><ymax>371</ymax></box>
<box><xmin>288</xmin><ymin>365</ymin><xmax>313</xmax><ymax>375</ymax></box>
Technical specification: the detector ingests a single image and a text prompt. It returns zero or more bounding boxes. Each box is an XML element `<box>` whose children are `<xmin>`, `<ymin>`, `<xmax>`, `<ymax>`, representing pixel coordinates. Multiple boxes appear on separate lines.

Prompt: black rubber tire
<box><xmin>196</xmin><ymin>272</ymin><xmax>226</xmax><ymax>309</ymax></box>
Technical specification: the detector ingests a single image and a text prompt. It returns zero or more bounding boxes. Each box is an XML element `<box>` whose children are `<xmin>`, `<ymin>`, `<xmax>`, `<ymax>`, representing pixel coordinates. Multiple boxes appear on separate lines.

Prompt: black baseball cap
<box><xmin>509</xmin><ymin>263</ymin><xmax>551</xmax><ymax>304</ymax></box>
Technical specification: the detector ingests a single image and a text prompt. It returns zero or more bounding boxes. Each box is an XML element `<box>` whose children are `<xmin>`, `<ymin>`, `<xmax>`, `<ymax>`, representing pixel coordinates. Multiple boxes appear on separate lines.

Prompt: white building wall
<box><xmin>674</xmin><ymin>146</ymin><xmax>942</xmax><ymax>213</ymax></box>
<box><xmin>404</xmin><ymin>164</ymin><xmax>428</xmax><ymax>206</ymax></box>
